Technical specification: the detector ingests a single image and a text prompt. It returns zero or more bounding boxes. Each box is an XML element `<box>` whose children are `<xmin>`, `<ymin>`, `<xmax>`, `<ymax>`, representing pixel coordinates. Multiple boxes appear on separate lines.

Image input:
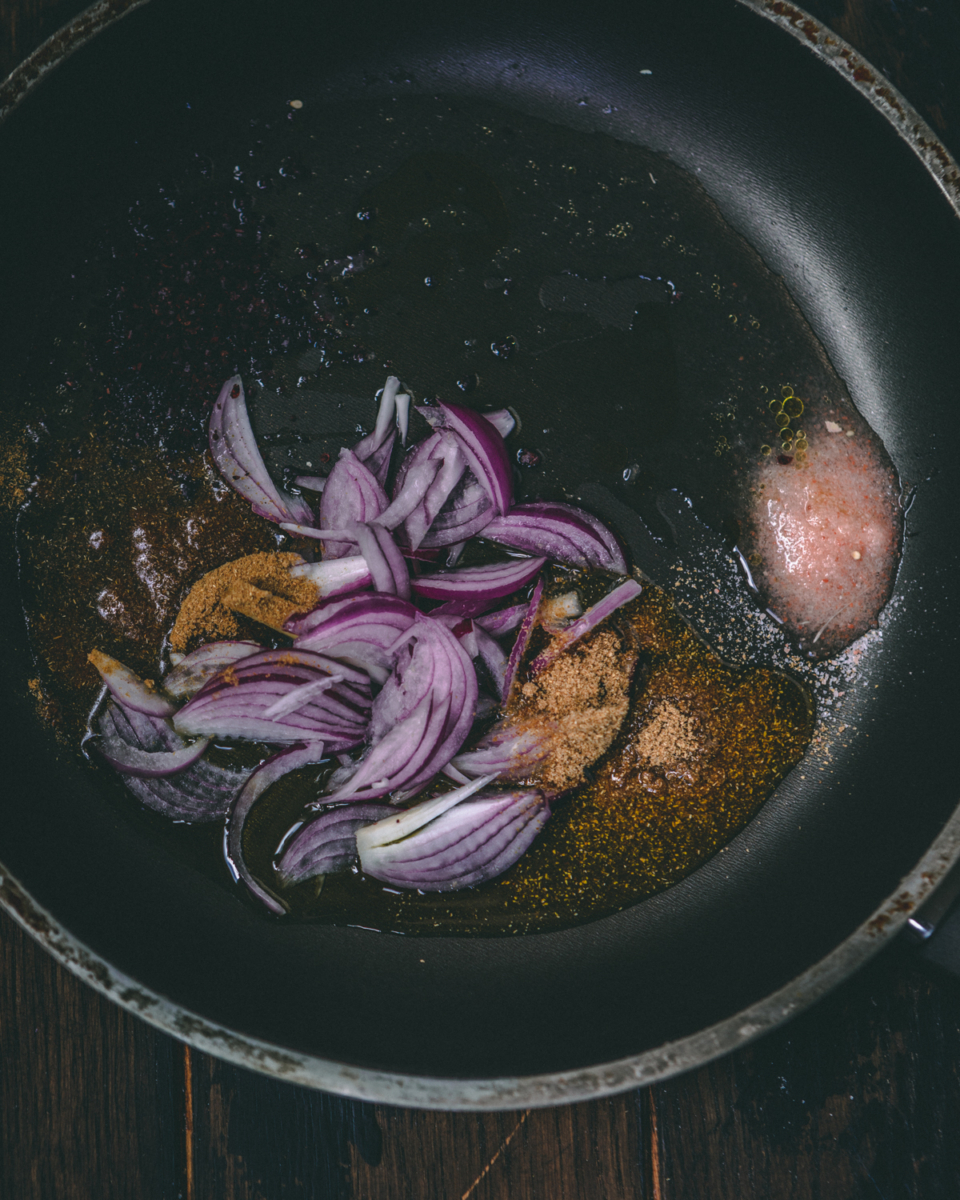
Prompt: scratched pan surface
<box><xmin>1</xmin><ymin>0</ymin><xmax>959</xmax><ymax>1107</ymax></box>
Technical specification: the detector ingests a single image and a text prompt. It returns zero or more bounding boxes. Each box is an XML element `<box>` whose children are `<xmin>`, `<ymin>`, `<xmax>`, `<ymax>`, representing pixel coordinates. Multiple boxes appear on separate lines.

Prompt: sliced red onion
<box><xmin>474</xmin><ymin>625</ymin><xmax>508</xmax><ymax>696</ymax></box>
<box><xmin>348</xmin><ymin>519</ymin><xmax>395</xmax><ymax>595</ymax></box>
<box><xmin>373</xmin><ymin>435</ymin><xmax>444</xmax><ymax>531</ymax></box>
<box><xmin>395</xmin><ymin>393</ymin><xmax>411</xmax><ymax>445</ymax></box>
<box><xmin>353</xmin><ymin>376</ymin><xmax>401</xmax><ymax>464</ymax></box>
<box><xmin>88</xmin><ymin>650</ymin><xmax>177</xmax><ymax>718</ymax></box>
<box><xmin>318</xmin><ymin>448</ymin><xmax>388</xmax><ymax>558</ymax></box>
<box><xmin>370</xmin><ymin>523</ymin><xmax>411</xmax><ymax>600</ymax></box>
<box><xmin>326</xmin><ymin>616</ymin><xmax>477</xmax><ymax>802</ymax></box>
<box><xmin>475</xmin><ymin>604</ymin><xmax>527</xmax><ymax>636</ymax></box>
<box><xmin>418</xmin><ymin>401</ymin><xmax>513</xmax><ymax>516</ymax></box>
<box><xmin>433</xmin><ymin>614</ymin><xmax>479</xmax><ymax>659</ymax></box>
<box><xmin>452</xmin><ymin>721</ymin><xmax>555</xmax><ymax>780</ymax></box>
<box><xmin>98</xmin><ymin>712</ymin><xmax>210</xmax><ymax>778</ymax></box>
<box><xmin>275</xmin><ymin>803</ymin><xmax>398</xmax><ymax>884</ymax></box>
<box><xmin>262</xmin><ymin>674</ymin><xmax>344</xmax><ymax>719</ymax></box>
<box><xmin>356</xmin><ymin>779</ymin><xmax>550</xmax><ymax>891</ymax></box>
<box><xmin>99</xmin><ymin>703</ymin><xmax>252</xmax><ymax>822</ymax></box>
<box><xmin>529</xmin><ymin>577</ymin><xmax>643</xmax><ymax>675</ymax></box>
<box><xmin>502</xmin><ymin>575</ymin><xmax>544</xmax><ymax>700</ymax></box>
<box><xmin>174</xmin><ymin>649</ymin><xmax>371</xmax><ymax>748</ymax></box>
<box><xmin>411</xmin><ymin>557</ymin><xmax>545</xmax><ymax>603</ymax></box>
<box><xmin>404</xmin><ymin>433</ymin><xmax>467</xmax><ymax>550</ymax></box>
<box><xmin>163</xmin><ymin>641</ymin><xmax>263</xmax><ymax>700</ymax></box>
<box><xmin>290</xmin><ymin>555</ymin><xmax>373</xmax><ymax>598</ymax></box>
<box><xmin>293</xmin><ymin>594</ymin><xmax>419</xmax><ymax>683</ymax></box>
<box><xmin>293</xmin><ymin>474</ymin><xmax>326</xmax><ymax>492</ymax></box>
<box><xmin>482</xmin><ymin>502</ymin><xmax>627</xmax><ymax>574</ymax></box>
<box><xmin>209</xmin><ymin>376</ymin><xmax>314</xmax><ymax>526</ymax></box>
<box><xmin>323</xmin><ymin>693</ymin><xmax>450</xmax><ymax>803</ymax></box>
<box><xmin>225</xmin><ymin>742</ymin><xmax>328</xmax><ymax>914</ymax></box>
<box><xmin>482</xmin><ymin>408</ymin><xmax>517</xmax><ymax>439</ymax></box>
<box><xmin>419</xmin><ymin>474</ymin><xmax>495</xmax><ymax>548</ymax></box>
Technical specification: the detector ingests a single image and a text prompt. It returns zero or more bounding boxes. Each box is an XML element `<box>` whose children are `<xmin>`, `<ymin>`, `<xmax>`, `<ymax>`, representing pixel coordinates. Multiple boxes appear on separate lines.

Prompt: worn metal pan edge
<box><xmin>1</xmin><ymin>0</ymin><xmax>958</xmax><ymax>1108</ymax></box>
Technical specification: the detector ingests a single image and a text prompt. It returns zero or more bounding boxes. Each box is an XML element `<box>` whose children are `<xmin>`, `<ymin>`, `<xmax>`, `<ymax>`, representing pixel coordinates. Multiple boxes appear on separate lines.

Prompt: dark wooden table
<box><xmin>5</xmin><ymin>2</ymin><xmax>960</xmax><ymax>1196</ymax></box>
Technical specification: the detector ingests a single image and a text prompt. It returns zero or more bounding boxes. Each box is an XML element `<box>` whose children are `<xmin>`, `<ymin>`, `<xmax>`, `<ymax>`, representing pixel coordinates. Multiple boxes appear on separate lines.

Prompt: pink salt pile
<box><xmin>749</xmin><ymin>419</ymin><xmax>901</xmax><ymax>656</ymax></box>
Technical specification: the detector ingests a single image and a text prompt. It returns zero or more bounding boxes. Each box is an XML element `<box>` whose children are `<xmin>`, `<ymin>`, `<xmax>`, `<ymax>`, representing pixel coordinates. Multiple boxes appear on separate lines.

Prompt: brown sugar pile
<box><xmin>631</xmin><ymin>700</ymin><xmax>703</xmax><ymax>768</ymax></box>
<box><xmin>169</xmin><ymin>552</ymin><xmax>319</xmax><ymax>653</ymax></box>
<box><xmin>510</xmin><ymin>625</ymin><xmax>638</xmax><ymax>792</ymax></box>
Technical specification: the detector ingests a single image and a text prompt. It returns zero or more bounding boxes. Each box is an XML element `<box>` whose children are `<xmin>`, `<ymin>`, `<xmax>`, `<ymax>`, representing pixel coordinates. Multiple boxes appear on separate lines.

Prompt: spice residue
<box><xmin>169</xmin><ymin>551</ymin><xmax>318</xmax><ymax>652</ymax></box>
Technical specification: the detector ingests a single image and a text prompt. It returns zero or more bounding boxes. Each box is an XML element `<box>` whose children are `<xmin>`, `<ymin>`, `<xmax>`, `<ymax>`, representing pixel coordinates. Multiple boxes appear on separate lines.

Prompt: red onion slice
<box><xmin>290</xmin><ymin>555</ymin><xmax>373</xmax><ymax>598</ymax></box>
<box><xmin>482</xmin><ymin>502</ymin><xmax>627</xmax><ymax>573</ymax></box>
<box><xmin>88</xmin><ymin>650</ymin><xmax>177</xmax><ymax>718</ymax></box>
<box><xmin>293</xmin><ymin>474</ymin><xmax>326</xmax><ymax>492</ymax></box>
<box><xmin>292</xmin><ymin>594</ymin><xmax>419</xmax><ymax>682</ymax></box>
<box><xmin>411</xmin><ymin>557</ymin><xmax>546</xmax><ymax>603</ymax></box>
<box><xmin>163</xmin><ymin>641</ymin><xmax>263</xmax><ymax>700</ymax></box>
<box><xmin>452</xmin><ymin>721</ymin><xmax>555</xmax><ymax>781</ymax></box>
<box><xmin>99</xmin><ymin>704</ymin><xmax>252</xmax><ymax>822</ymax></box>
<box><xmin>370</xmin><ymin>523</ymin><xmax>411</xmax><ymax>600</ymax></box>
<box><xmin>502</xmin><ymin>575</ymin><xmax>544</xmax><ymax>700</ymax></box>
<box><xmin>98</xmin><ymin>716</ymin><xmax>210</xmax><ymax>778</ymax></box>
<box><xmin>482</xmin><ymin>408</ymin><xmax>517</xmax><ymax>439</ymax></box>
<box><xmin>404</xmin><ymin>433</ymin><xmax>467</xmax><ymax>550</ymax></box>
<box><xmin>174</xmin><ymin>649</ymin><xmax>371</xmax><ymax>747</ymax></box>
<box><xmin>318</xmin><ymin>448</ymin><xmax>389</xmax><ymax>558</ymax></box>
<box><xmin>475</xmin><ymin>604</ymin><xmax>527</xmax><ymax>636</ymax></box>
<box><xmin>225</xmin><ymin>742</ymin><xmax>328</xmax><ymax>914</ymax></box>
<box><xmin>357</xmin><ymin>779</ymin><xmax>550</xmax><ymax>890</ymax></box>
<box><xmin>209</xmin><ymin>376</ymin><xmax>314</xmax><ymax>526</ymax></box>
<box><xmin>474</xmin><ymin>625</ymin><xmax>508</xmax><ymax>696</ymax></box>
<box><xmin>529</xmin><ymin>577</ymin><xmax>643</xmax><ymax>674</ymax></box>
<box><xmin>275</xmin><ymin>803</ymin><xmax>398</xmax><ymax>884</ymax></box>
<box><xmin>348</xmin><ymin>520</ymin><xmax>395</xmax><ymax>595</ymax></box>
<box><xmin>353</xmin><ymin>376</ymin><xmax>401</xmax><ymax>465</ymax></box>
<box><xmin>418</xmin><ymin>401</ymin><xmax>513</xmax><ymax>516</ymax></box>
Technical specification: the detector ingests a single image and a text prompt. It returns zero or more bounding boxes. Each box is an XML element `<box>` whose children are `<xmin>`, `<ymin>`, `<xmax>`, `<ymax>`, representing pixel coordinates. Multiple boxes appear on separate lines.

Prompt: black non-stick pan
<box><xmin>2</xmin><ymin>0</ymin><xmax>960</xmax><ymax>1109</ymax></box>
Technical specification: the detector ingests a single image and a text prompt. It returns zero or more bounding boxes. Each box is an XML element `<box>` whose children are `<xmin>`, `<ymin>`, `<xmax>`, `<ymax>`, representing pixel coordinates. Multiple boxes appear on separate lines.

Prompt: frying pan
<box><xmin>2</xmin><ymin>0</ymin><xmax>960</xmax><ymax>1110</ymax></box>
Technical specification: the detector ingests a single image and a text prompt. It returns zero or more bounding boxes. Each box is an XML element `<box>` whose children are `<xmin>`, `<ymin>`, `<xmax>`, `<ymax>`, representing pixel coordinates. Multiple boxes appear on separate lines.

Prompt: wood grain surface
<box><xmin>4</xmin><ymin>1</ymin><xmax>960</xmax><ymax>1197</ymax></box>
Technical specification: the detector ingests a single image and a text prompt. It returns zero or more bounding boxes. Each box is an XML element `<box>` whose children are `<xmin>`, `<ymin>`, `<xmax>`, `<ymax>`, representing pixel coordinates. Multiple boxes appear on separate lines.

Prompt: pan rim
<box><xmin>1</xmin><ymin>0</ymin><xmax>959</xmax><ymax>1108</ymax></box>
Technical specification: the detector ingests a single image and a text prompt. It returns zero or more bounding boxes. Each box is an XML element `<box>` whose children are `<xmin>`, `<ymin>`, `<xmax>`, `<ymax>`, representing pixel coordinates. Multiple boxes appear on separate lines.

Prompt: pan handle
<box><xmin>904</xmin><ymin>862</ymin><xmax>960</xmax><ymax>976</ymax></box>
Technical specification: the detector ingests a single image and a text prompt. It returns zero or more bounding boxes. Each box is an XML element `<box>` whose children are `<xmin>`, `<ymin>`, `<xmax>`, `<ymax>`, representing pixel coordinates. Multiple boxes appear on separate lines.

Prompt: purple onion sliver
<box><xmin>88</xmin><ymin>650</ymin><xmax>177</xmax><ymax>718</ymax></box>
<box><xmin>481</xmin><ymin>408</ymin><xmax>517</xmax><ymax>439</ymax></box>
<box><xmin>411</xmin><ymin>556</ymin><xmax>546</xmax><ymax>602</ymax></box>
<box><xmin>529</xmin><ymin>577</ymin><xmax>643</xmax><ymax>675</ymax></box>
<box><xmin>225</xmin><ymin>742</ymin><xmax>328</xmax><ymax>913</ymax></box>
<box><xmin>349</xmin><ymin>521</ymin><xmax>395</xmax><ymax>595</ymax></box>
<box><xmin>293</xmin><ymin>475</ymin><xmax>327</xmax><ymax>492</ymax></box>
<box><xmin>474</xmin><ymin>626</ymin><xmax>508</xmax><ymax>696</ymax></box>
<box><xmin>452</xmin><ymin>721</ymin><xmax>554</xmax><ymax>780</ymax></box>
<box><xmin>475</xmin><ymin>604</ymin><xmax>527</xmax><ymax>636</ymax></box>
<box><xmin>164</xmin><ymin>641</ymin><xmax>263</xmax><ymax>700</ymax></box>
<box><xmin>98</xmin><ymin>718</ymin><xmax>210</xmax><ymax>777</ymax></box>
<box><xmin>276</xmin><ymin>803</ymin><xmax>398</xmax><ymax>884</ymax></box>
<box><xmin>290</xmin><ymin>555</ymin><xmax>373</xmax><ymax>598</ymax></box>
<box><xmin>357</xmin><ymin>786</ymin><xmax>548</xmax><ymax>891</ymax></box>
<box><xmin>100</xmin><ymin>704</ymin><xmax>251</xmax><ymax>822</ymax></box>
<box><xmin>370</xmin><ymin>523</ymin><xmax>411</xmax><ymax>601</ymax></box>
<box><xmin>417</xmin><ymin>401</ymin><xmax>513</xmax><ymax>516</ymax></box>
<box><xmin>209</xmin><ymin>376</ymin><xmax>314</xmax><ymax>526</ymax></box>
<box><xmin>502</xmin><ymin>575</ymin><xmax>544</xmax><ymax>700</ymax></box>
<box><xmin>318</xmin><ymin>449</ymin><xmax>389</xmax><ymax>558</ymax></box>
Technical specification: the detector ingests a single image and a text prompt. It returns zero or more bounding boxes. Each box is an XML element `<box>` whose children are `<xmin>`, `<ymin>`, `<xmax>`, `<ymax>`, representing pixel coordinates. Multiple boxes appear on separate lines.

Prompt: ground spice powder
<box><xmin>169</xmin><ymin>552</ymin><xmax>319</xmax><ymax>652</ymax></box>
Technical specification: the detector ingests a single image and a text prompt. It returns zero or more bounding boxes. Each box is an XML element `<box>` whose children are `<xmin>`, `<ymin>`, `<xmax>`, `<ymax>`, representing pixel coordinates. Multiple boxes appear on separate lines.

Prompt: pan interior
<box><xmin>1</xmin><ymin>0</ymin><xmax>959</xmax><ymax>1080</ymax></box>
